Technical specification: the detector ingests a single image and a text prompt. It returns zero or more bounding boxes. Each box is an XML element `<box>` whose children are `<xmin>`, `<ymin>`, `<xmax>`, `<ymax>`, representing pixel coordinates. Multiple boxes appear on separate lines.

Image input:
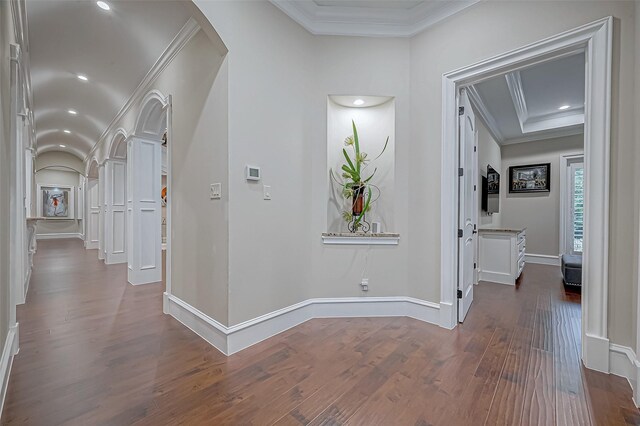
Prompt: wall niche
<box><xmin>327</xmin><ymin>95</ymin><xmax>395</xmax><ymax>234</ymax></box>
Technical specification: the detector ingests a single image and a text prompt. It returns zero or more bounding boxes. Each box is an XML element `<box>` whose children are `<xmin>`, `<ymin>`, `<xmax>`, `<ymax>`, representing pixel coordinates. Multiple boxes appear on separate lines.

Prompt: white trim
<box><xmin>500</xmin><ymin>124</ymin><xmax>584</xmax><ymax>146</ymax></box>
<box><xmin>505</xmin><ymin>70</ymin><xmax>584</xmax><ymax>136</ymax></box>
<box><xmin>505</xmin><ymin>71</ymin><xmax>529</xmax><ymax>126</ymax></box>
<box><xmin>36</xmin><ymin>232</ymin><xmax>83</xmax><ymax>240</ymax></box>
<box><xmin>441</xmin><ymin>17</ymin><xmax>612</xmax><ymax>370</ymax></box>
<box><xmin>165</xmin><ymin>293</ymin><xmax>440</xmax><ymax>355</ymax></box>
<box><xmin>609</xmin><ymin>343</ymin><xmax>640</xmax><ymax>407</ymax></box>
<box><xmin>84</xmin><ymin>18</ymin><xmax>200</xmax><ymax>162</ymax></box>
<box><xmin>0</xmin><ymin>324</ymin><xmax>19</xmax><ymax>419</ymax></box>
<box><xmin>467</xmin><ymin>85</ymin><xmax>504</xmax><ymax>143</ymax></box>
<box><xmin>321</xmin><ymin>234</ymin><xmax>399</xmax><ymax>245</ymax></box>
<box><xmin>525</xmin><ymin>253</ymin><xmax>561</xmax><ymax>266</ymax></box>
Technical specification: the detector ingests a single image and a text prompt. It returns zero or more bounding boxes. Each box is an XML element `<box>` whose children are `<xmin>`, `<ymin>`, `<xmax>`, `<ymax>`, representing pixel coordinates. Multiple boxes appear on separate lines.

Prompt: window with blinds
<box><xmin>571</xmin><ymin>165</ymin><xmax>584</xmax><ymax>253</ymax></box>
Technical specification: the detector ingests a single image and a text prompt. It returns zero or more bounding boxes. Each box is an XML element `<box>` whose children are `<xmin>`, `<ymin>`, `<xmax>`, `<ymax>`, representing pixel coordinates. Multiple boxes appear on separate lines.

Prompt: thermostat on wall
<box><xmin>245</xmin><ymin>165</ymin><xmax>261</xmax><ymax>181</ymax></box>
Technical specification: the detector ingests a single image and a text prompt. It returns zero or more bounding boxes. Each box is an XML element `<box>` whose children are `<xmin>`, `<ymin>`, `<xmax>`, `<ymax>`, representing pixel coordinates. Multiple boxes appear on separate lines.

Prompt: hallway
<box><xmin>2</xmin><ymin>240</ymin><xmax>639</xmax><ymax>425</ymax></box>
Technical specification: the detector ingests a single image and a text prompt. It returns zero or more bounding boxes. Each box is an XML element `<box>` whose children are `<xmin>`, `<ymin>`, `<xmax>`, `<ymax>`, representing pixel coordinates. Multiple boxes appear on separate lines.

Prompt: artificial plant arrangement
<box><xmin>331</xmin><ymin>120</ymin><xmax>388</xmax><ymax>233</ymax></box>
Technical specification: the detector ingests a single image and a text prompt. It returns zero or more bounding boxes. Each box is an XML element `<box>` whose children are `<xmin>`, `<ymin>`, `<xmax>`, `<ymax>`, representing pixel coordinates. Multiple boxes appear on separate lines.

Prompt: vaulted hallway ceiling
<box><xmin>27</xmin><ymin>0</ymin><xmax>192</xmax><ymax>160</ymax></box>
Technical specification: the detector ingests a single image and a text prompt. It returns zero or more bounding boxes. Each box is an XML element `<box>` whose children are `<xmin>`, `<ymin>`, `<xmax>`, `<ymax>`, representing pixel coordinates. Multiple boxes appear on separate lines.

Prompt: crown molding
<box><xmin>270</xmin><ymin>0</ymin><xmax>479</xmax><ymax>37</ymax></box>
<box><xmin>504</xmin><ymin>69</ymin><xmax>584</xmax><ymax>135</ymax></box>
<box><xmin>500</xmin><ymin>124</ymin><xmax>583</xmax><ymax>145</ymax></box>
<box><xmin>504</xmin><ymin>71</ymin><xmax>528</xmax><ymax>127</ymax></box>
<box><xmin>466</xmin><ymin>85</ymin><xmax>504</xmax><ymax>143</ymax></box>
<box><xmin>84</xmin><ymin>17</ymin><xmax>201</xmax><ymax>163</ymax></box>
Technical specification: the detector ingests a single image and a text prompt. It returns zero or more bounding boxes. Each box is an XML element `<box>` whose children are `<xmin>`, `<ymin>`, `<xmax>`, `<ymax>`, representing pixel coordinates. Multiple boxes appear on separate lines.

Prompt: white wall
<box><xmin>477</xmin><ymin>120</ymin><xmax>501</xmax><ymax>228</ymax></box>
<box><xmin>34</xmin><ymin>169</ymin><xmax>82</xmax><ymax>237</ymax></box>
<box><xmin>500</xmin><ymin>135</ymin><xmax>583</xmax><ymax>257</ymax></box>
<box><xmin>409</xmin><ymin>1</ymin><xmax>637</xmax><ymax>348</ymax></box>
<box><xmin>91</xmin><ymin>29</ymin><xmax>230</xmax><ymax>325</ymax></box>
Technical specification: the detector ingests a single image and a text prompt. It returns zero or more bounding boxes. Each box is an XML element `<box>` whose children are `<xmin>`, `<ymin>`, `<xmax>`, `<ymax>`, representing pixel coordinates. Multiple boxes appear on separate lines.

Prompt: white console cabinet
<box><xmin>478</xmin><ymin>228</ymin><xmax>526</xmax><ymax>285</ymax></box>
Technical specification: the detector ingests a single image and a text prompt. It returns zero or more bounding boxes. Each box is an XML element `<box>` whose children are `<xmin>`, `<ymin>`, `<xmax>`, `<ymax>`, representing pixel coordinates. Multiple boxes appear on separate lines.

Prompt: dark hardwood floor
<box><xmin>2</xmin><ymin>239</ymin><xmax>639</xmax><ymax>425</ymax></box>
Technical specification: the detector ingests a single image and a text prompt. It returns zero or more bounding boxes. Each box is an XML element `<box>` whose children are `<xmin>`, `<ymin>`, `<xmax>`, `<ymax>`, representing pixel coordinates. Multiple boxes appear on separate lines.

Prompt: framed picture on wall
<box><xmin>508</xmin><ymin>163</ymin><xmax>551</xmax><ymax>193</ymax></box>
<box><xmin>37</xmin><ymin>184</ymin><xmax>75</xmax><ymax>219</ymax></box>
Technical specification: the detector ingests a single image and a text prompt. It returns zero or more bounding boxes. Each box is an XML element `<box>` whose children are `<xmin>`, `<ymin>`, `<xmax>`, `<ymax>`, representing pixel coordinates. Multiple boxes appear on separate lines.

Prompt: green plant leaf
<box><xmin>341</xmin><ymin>165</ymin><xmax>358</xmax><ymax>181</ymax></box>
<box><xmin>352</xmin><ymin>120</ymin><xmax>361</xmax><ymax>174</ymax></box>
<box><xmin>342</xmin><ymin>148</ymin><xmax>356</xmax><ymax>173</ymax></box>
<box><xmin>373</xmin><ymin>136</ymin><xmax>389</xmax><ymax>161</ymax></box>
<box><xmin>363</xmin><ymin>168</ymin><xmax>377</xmax><ymax>183</ymax></box>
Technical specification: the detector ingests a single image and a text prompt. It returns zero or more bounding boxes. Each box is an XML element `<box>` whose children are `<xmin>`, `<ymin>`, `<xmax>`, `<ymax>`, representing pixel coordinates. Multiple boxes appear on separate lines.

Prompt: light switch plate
<box><xmin>263</xmin><ymin>185</ymin><xmax>271</xmax><ymax>200</ymax></box>
<box><xmin>210</xmin><ymin>183</ymin><xmax>221</xmax><ymax>199</ymax></box>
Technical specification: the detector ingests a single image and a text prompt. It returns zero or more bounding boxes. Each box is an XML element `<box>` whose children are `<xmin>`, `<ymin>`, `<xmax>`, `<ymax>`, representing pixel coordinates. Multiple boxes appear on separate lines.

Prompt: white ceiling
<box><xmin>469</xmin><ymin>53</ymin><xmax>586</xmax><ymax>145</ymax></box>
<box><xmin>27</xmin><ymin>0</ymin><xmax>192</xmax><ymax>160</ymax></box>
<box><xmin>270</xmin><ymin>0</ymin><xmax>479</xmax><ymax>37</ymax></box>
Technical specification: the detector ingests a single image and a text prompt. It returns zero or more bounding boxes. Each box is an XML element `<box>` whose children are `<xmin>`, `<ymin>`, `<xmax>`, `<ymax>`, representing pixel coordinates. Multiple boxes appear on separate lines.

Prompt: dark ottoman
<box><xmin>561</xmin><ymin>254</ymin><xmax>582</xmax><ymax>286</ymax></box>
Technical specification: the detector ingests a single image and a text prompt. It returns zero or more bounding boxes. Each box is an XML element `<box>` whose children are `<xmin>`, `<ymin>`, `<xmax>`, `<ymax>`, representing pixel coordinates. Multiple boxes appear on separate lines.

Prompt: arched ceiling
<box><xmin>27</xmin><ymin>0</ymin><xmax>192</xmax><ymax>161</ymax></box>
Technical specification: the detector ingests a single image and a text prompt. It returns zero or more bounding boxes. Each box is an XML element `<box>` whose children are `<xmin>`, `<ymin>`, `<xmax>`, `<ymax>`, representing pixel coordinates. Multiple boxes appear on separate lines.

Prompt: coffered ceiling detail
<box><xmin>469</xmin><ymin>53</ymin><xmax>586</xmax><ymax>145</ymax></box>
<box><xmin>270</xmin><ymin>0</ymin><xmax>479</xmax><ymax>37</ymax></box>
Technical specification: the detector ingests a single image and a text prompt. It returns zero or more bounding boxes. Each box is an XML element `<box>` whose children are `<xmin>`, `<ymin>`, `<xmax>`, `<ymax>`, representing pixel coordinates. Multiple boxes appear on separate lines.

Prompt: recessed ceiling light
<box><xmin>77</xmin><ymin>74</ymin><xmax>88</xmax><ymax>81</ymax></box>
<box><xmin>96</xmin><ymin>1</ymin><xmax>110</xmax><ymax>10</ymax></box>
<box><xmin>558</xmin><ymin>105</ymin><xmax>570</xmax><ymax>110</ymax></box>
<box><xmin>59</xmin><ymin>144</ymin><xmax>66</xmax><ymax>148</ymax></box>
<box><xmin>353</xmin><ymin>99</ymin><xmax>365</xmax><ymax>106</ymax></box>
<box><xmin>68</xmin><ymin>109</ymin><xmax>77</xmax><ymax>115</ymax></box>
<box><xmin>63</xmin><ymin>129</ymin><xmax>71</xmax><ymax>134</ymax></box>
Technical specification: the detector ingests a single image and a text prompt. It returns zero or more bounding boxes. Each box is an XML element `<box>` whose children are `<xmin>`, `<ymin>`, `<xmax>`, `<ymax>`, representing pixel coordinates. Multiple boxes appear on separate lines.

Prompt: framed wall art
<box><xmin>508</xmin><ymin>163</ymin><xmax>551</xmax><ymax>193</ymax></box>
<box><xmin>37</xmin><ymin>184</ymin><xmax>75</xmax><ymax>219</ymax></box>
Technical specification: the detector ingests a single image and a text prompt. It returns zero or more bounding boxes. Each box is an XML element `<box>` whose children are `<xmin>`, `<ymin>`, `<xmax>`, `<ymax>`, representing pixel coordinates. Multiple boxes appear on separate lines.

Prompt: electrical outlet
<box><xmin>210</xmin><ymin>183</ymin><xmax>221</xmax><ymax>200</ymax></box>
<box><xmin>361</xmin><ymin>278</ymin><xmax>369</xmax><ymax>292</ymax></box>
<box><xmin>263</xmin><ymin>185</ymin><xmax>272</xmax><ymax>200</ymax></box>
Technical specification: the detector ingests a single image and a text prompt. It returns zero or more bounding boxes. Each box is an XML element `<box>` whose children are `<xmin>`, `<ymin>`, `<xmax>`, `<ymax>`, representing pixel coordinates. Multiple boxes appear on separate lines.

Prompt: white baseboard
<box><xmin>478</xmin><ymin>270</ymin><xmax>514</xmax><ymax>285</ymax></box>
<box><xmin>0</xmin><ymin>324</ymin><xmax>19</xmax><ymax>418</ymax></box>
<box><xmin>36</xmin><ymin>232</ymin><xmax>83</xmax><ymax>240</ymax></box>
<box><xmin>525</xmin><ymin>253</ymin><xmax>561</xmax><ymax>266</ymax></box>
<box><xmin>164</xmin><ymin>293</ymin><xmax>440</xmax><ymax>356</ymax></box>
<box><xmin>585</xmin><ymin>333</ymin><xmax>610</xmax><ymax>372</ymax></box>
<box><xmin>609</xmin><ymin>343</ymin><xmax>640</xmax><ymax>407</ymax></box>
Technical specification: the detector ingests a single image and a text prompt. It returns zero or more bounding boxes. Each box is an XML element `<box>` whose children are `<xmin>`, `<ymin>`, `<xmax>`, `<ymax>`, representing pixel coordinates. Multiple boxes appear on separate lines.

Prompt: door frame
<box><xmin>440</xmin><ymin>17</ymin><xmax>612</xmax><ymax>373</ymax></box>
<box><xmin>559</xmin><ymin>153</ymin><xmax>585</xmax><ymax>256</ymax></box>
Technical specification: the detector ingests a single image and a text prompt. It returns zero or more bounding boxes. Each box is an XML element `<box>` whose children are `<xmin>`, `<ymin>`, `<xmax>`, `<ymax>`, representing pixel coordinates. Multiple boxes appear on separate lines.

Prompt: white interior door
<box><xmin>86</xmin><ymin>178</ymin><xmax>99</xmax><ymax>249</ymax></box>
<box><xmin>106</xmin><ymin>160</ymin><xmax>127</xmax><ymax>264</ymax></box>
<box><xmin>127</xmin><ymin>137</ymin><xmax>162</xmax><ymax>285</ymax></box>
<box><xmin>458</xmin><ymin>88</ymin><xmax>477</xmax><ymax>322</ymax></box>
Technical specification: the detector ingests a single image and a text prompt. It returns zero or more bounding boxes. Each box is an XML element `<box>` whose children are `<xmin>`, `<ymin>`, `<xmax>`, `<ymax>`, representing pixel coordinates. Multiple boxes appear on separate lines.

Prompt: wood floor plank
<box><xmin>1</xmin><ymin>240</ymin><xmax>637</xmax><ymax>425</ymax></box>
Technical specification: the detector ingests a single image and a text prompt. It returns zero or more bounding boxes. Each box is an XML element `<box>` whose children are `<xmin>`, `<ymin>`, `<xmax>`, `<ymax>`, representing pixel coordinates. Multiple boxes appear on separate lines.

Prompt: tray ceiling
<box><xmin>270</xmin><ymin>0</ymin><xmax>479</xmax><ymax>37</ymax></box>
<box><xmin>469</xmin><ymin>53</ymin><xmax>586</xmax><ymax>145</ymax></box>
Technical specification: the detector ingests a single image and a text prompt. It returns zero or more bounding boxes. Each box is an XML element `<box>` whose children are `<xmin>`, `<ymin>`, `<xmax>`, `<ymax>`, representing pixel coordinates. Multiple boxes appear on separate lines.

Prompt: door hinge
<box><xmin>457</xmin><ymin>290</ymin><xmax>463</xmax><ymax>299</ymax></box>
<box><xmin>474</xmin><ymin>146</ymin><xmax>477</xmax><ymax>152</ymax></box>
<box><xmin>458</xmin><ymin>229</ymin><xmax>463</xmax><ymax>238</ymax></box>
<box><xmin>474</xmin><ymin>184</ymin><xmax>476</xmax><ymax>191</ymax></box>
<box><xmin>474</xmin><ymin>262</ymin><xmax>477</xmax><ymax>269</ymax></box>
<box><xmin>458</xmin><ymin>106</ymin><xmax>464</xmax><ymax>116</ymax></box>
<box><xmin>458</xmin><ymin>168</ymin><xmax>464</xmax><ymax>177</ymax></box>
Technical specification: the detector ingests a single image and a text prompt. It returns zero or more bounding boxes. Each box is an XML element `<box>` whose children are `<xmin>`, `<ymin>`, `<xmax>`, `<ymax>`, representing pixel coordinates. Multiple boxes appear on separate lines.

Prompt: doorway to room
<box><xmin>441</xmin><ymin>17</ymin><xmax>612</xmax><ymax>371</ymax></box>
